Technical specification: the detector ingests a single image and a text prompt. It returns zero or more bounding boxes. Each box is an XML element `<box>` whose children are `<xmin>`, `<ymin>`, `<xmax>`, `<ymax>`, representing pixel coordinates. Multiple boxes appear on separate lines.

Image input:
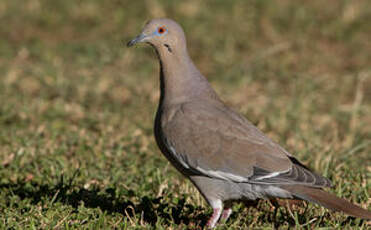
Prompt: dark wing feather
<box><xmin>250</xmin><ymin>158</ymin><xmax>332</xmax><ymax>187</ymax></box>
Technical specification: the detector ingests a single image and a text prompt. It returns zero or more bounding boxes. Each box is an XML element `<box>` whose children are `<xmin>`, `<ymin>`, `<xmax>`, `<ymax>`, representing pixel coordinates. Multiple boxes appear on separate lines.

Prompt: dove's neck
<box><xmin>156</xmin><ymin>46</ymin><xmax>219</xmax><ymax>107</ymax></box>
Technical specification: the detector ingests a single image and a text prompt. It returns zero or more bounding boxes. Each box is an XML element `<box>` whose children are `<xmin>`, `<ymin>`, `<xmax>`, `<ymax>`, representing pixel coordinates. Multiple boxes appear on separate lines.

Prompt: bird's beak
<box><xmin>127</xmin><ymin>33</ymin><xmax>148</xmax><ymax>47</ymax></box>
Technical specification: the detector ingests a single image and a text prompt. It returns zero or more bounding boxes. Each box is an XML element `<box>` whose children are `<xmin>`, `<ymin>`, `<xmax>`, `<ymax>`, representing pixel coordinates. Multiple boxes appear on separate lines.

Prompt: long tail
<box><xmin>281</xmin><ymin>185</ymin><xmax>371</xmax><ymax>219</ymax></box>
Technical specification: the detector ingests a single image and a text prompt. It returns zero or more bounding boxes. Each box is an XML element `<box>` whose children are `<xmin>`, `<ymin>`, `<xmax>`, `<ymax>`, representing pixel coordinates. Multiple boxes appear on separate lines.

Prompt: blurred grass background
<box><xmin>0</xmin><ymin>0</ymin><xmax>370</xmax><ymax>229</ymax></box>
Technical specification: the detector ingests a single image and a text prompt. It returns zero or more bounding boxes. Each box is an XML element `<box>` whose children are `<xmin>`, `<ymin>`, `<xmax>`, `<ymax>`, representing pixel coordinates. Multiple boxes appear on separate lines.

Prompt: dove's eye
<box><xmin>157</xmin><ymin>26</ymin><xmax>166</xmax><ymax>35</ymax></box>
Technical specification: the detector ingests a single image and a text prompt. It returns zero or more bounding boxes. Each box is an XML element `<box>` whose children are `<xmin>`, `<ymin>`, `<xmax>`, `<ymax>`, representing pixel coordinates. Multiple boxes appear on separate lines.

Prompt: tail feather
<box><xmin>281</xmin><ymin>185</ymin><xmax>371</xmax><ymax>219</ymax></box>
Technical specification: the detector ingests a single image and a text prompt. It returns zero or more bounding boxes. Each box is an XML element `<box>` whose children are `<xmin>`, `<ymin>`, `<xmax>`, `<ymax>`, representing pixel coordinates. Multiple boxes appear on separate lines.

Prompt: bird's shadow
<box><xmin>0</xmin><ymin>171</ymin><xmax>207</xmax><ymax>228</ymax></box>
<box><xmin>0</xmin><ymin>172</ymin><xmax>362</xmax><ymax>228</ymax></box>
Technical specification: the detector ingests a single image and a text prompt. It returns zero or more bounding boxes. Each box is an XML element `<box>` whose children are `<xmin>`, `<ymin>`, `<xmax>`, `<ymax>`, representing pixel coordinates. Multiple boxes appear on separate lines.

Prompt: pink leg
<box><xmin>206</xmin><ymin>199</ymin><xmax>223</xmax><ymax>229</ymax></box>
<box><xmin>207</xmin><ymin>207</ymin><xmax>222</xmax><ymax>229</ymax></box>
<box><xmin>220</xmin><ymin>207</ymin><xmax>232</xmax><ymax>222</ymax></box>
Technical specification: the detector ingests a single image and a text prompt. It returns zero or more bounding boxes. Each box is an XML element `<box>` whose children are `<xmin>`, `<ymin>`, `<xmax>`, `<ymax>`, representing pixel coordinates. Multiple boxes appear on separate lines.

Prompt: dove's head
<box><xmin>127</xmin><ymin>18</ymin><xmax>187</xmax><ymax>54</ymax></box>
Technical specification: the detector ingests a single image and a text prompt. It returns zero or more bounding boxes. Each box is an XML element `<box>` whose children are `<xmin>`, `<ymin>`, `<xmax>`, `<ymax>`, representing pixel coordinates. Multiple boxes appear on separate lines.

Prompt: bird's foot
<box><xmin>220</xmin><ymin>207</ymin><xmax>232</xmax><ymax>223</ymax></box>
<box><xmin>206</xmin><ymin>208</ymin><xmax>222</xmax><ymax>229</ymax></box>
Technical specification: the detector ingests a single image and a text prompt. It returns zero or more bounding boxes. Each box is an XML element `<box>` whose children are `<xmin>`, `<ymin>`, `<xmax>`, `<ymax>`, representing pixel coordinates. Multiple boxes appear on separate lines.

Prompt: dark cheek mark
<box><xmin>164</xmin><ymin>44</ymin><xmax>172</xmax><ymax>53</ymax></box>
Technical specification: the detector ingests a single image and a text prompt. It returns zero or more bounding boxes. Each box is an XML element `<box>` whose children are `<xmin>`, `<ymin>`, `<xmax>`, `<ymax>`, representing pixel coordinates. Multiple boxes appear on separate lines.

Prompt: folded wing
<box><xmin>162</xmin><ymin>101</ymin><xmax>331</xmax><ymax>187</ymax></box>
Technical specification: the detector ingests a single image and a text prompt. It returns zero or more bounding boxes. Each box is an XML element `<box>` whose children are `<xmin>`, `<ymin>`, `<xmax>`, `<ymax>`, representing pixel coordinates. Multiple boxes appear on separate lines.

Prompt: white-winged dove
<box><xmin>127</xmin><ymin>18</ymin><xmax>371</xmax><ymax>228</ymax></box>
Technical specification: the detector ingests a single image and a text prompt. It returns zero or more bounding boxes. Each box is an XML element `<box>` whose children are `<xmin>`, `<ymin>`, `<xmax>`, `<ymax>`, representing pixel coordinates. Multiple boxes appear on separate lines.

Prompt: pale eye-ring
<box><xmin>157</xmin><ymin>26</ymin><xmax>166</xmax><ymax>34</ymax></box>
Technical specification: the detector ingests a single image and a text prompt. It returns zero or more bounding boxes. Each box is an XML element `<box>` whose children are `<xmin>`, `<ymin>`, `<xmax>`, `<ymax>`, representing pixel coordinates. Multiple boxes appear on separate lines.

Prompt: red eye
<box><xmin>158</xmin><ymin>26</ymin><xmax>166</xmax><ymax>34</ymax></box>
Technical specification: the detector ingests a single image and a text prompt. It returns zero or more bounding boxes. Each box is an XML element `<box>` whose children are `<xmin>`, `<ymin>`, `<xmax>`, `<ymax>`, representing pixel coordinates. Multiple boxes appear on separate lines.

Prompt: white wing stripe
<box><xmin>196</xmin><ymin>167</ymin><xmax>248</xmax><ymax>182</ymax></box>
<box><xmin>168</xmin><ymin>145</ymin><xmax>190</xmax><ymax>169</ymax></box>
<box><xmin>254</xmin><ymin>169</ymin><xmax>290</xmax><ymax>180</ymax></box>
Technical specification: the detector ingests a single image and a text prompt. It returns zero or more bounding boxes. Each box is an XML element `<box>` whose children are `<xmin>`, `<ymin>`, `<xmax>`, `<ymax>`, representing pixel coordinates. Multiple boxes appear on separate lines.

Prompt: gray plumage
<box><xmin>127</xmin><ymin>18</ymin><xmax>371</xmax><ymax>228</ymax></box>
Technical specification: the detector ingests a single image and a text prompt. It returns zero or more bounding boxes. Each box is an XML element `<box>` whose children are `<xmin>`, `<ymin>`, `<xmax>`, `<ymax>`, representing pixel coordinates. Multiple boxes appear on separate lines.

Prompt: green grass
<box><xmin>0</xmin><ymin>0</ymin><xmax>370</xmax><ymax>229</ymax></box>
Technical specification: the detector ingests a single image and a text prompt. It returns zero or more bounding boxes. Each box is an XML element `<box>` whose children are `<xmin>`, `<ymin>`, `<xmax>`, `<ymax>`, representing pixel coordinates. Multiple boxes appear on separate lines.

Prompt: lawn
<box><xmin>0</xmin><ymin>0</ymin><xmax>370</xmax><ymax>229</ymax></box>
